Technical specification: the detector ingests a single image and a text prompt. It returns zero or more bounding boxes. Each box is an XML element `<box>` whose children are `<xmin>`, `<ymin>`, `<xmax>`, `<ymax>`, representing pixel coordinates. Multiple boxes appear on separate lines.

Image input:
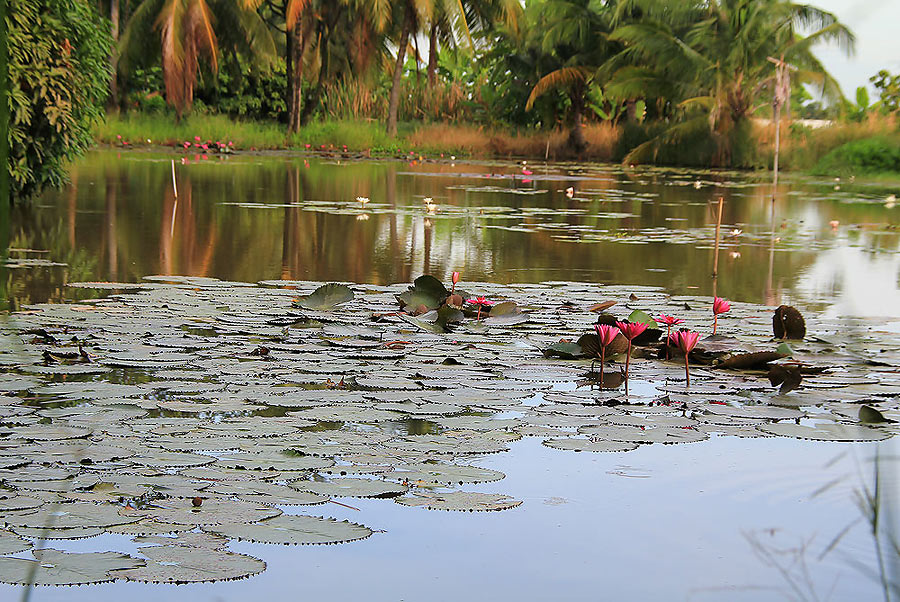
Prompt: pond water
<box><xmin>1</xmin><ymin>150</ymin><xmax>900</xmax><ymax>601</ymax></box>
<box><xmin>6</xmin><ymin>149</ymin><xmax>900</xmax><ymax>315</ymax></box>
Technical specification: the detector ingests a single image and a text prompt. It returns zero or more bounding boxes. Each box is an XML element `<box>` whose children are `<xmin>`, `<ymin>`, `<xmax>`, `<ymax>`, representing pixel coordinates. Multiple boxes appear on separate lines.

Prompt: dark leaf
<box><xmin>768</xmin><ymin>365</ymin><xmax>803</xmax><ymax>394</ymax></box>
<box><xmin>773</xmin><ymin>305</ymin><xmax>806</xmax><ymax>340</ymax></box>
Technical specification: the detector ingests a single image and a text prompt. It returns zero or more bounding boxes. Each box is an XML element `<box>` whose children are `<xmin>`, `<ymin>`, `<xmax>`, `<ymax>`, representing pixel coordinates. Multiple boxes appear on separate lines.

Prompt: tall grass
<box><xmin>406</xmin><ymin>122</ymin><xmax>620</xmax><ymax>161</ymax></box>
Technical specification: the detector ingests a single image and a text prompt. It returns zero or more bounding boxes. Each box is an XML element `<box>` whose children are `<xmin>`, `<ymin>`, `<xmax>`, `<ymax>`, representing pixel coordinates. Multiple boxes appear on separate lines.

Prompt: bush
<box><xmin>813</xmin><ymin>136</ymin><xmax>900</xmax><ymax>175</ymax></box>
<box><xmin>7</xmin><ymin>0</ymin><xmax>112</xmax><ymax>201</ymax></box>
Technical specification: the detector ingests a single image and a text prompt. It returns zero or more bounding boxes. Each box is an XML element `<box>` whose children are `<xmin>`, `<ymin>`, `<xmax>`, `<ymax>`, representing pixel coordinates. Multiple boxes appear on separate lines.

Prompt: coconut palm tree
<box><xmin>607</xmin><ymin>0</ymin><xmax>854</xmax><ymax>165</ymax></box>
<box><xmin>120</xmin><ymin>0</ymin><xmax>275</xmax><ymax>120</ymax></box>
<box><xmin>524</xmin><ymin>0</ymin><xmax>617</xmax><ymax>154</ymax></box>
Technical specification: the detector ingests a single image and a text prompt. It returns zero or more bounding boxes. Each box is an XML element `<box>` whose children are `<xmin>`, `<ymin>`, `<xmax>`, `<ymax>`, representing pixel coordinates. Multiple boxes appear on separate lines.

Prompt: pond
<box><xmin>1</xmin><ymin>149</ymin><xmax>899</xmax><ymax>601</ymax></box>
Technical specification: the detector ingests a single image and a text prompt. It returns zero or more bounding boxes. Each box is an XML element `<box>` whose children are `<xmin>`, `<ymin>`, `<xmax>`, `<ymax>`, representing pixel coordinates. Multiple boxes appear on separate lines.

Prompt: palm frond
<box><xmin>526</xmin><ymin>66</ymin><xmax>589</xmax><ymax>110</ymax></box>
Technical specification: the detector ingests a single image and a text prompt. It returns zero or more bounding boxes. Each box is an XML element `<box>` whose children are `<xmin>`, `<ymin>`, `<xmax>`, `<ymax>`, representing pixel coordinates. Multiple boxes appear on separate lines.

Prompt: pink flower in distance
<box><xmin>452</xmin><ymin>271</ymin><xmax>460</xmax><ymax>285</ymax></box>
<box><xmin>615</xmin><ymin>321</ymin><xmax>648</xmax><ymax>341</ymax></box>
<box><xmin>594</xmin><ymin>324</ymin><xmax>619</xmax><ymax>347</ymax></box>
<box><xmin>657</xmin><ymin>315</ymin><xmax>683</xmax><ymax>327</ymax></box>
<box><xmin>194</xmin><ymin>136</ymin><xmax>201</xmax><ymax>142</ymax></box>
<box><xmin>713</xmin><ymin>297</ymin><xmax>731</xmax><ymax>315</ymax></box>
<box><xmin>467</xmin><ymin>296</ymin><xmax>493</xmax><ymax>306</ymax></box>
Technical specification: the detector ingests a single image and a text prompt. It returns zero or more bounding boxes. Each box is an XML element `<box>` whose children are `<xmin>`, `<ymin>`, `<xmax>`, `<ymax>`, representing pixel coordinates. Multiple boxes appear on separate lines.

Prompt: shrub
<box><xmin>7</xmin><ymin>0</ymin><xmax>112</xmax><ymax>201</ymax></box>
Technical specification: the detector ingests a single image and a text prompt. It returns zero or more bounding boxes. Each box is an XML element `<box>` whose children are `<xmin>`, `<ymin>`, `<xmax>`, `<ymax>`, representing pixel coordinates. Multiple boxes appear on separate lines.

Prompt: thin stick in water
<box><xmin>712</xmin><ymin>196</ymin><xmax>724</xmax><ymax>277</ymax></box>
<box><xmin>171</xmin><ymin>159</ymin><xmax>178</xmax><ymax>199</ymax></box>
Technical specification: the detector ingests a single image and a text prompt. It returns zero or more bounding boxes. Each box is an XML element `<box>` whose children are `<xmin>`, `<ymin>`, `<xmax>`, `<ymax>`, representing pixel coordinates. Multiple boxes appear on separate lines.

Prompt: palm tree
<box><xmin>386</xmin><ymin>0</ymin><xmax>430</xmax><ymax>135</ymax></box>
<box><xmin>525</xmin><ymin>0</ymin><xmax>616</xmax><ymax>154</ymax></box>
<box><xmin>607</xmin><ymin>0</ymin><xmax>854</xmax><ymax>165</ymax></box>
<box><xmin>120</xmin><ymin>0</ymin><xmax>275</xmax><ymax>120</ymax></box>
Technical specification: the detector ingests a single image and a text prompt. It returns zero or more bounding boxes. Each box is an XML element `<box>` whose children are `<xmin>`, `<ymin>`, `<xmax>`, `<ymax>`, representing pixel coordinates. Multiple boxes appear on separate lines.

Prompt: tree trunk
<box><xmin>568</xmin><ymin>85</ymin><xmax>587</xmax><ymax>156</ymax></box>
<box><xmin>625</xmin><ymin>99</ymin><xmax>637</xmax><ymax>122</ymax></box>
<box><xmin>387</xmin><ymin>4</ymin><xmax>414</xmax><ymax>136</ymax></box>
<box><xmin>427</xmin><ymin>21</ymin><xmax>438</xmax><ymax>89</ymax></box>
<box><xmin>108</xmin><ymin>0</ymin><xmax>119</xmax><ymax>109</ymax></box>
<box><xmin>286</xmin><ymin>25</ymin><xmax>302</xmax><ymax>134</ymax></box>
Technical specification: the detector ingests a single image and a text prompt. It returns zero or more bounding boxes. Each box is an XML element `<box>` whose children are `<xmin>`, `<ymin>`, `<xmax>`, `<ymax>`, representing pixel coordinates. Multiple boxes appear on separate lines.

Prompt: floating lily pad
<box><xmin>758</xmin><ymin>422</ymin><xmax>893</xmax><ymax>441</ymax></box>
<box><xmin>112</xmin><ymin>545</ymin><xmax>265</xmax><ymax>583</ymax></box>
<box><xmin>293</xmin><ymin>283</ymin><xmax>354</xmax><ymax>311</ymax></box>
<box><xmin>0</xmin><ymin>529</ymin><xmax>32</xmax><ymax>554</ymax></box>
<box><xmin>394</xmin><ymin>491</ymin><xmax>522</xmax><ymax>512</ymax></box>
<box><xmin>142</xmin><ymin>497</ymin><xmax>282</xmax><ymax>526</ymax></box>
<box><xmin>542</xmin><ymin>438</ymin><xmax>640</xmax><ymax>453</ymax></box>
<box><xmin>291</xmin><ymin>477</ymin><xmax>407</xmax><ymax>498</ymax></box>
<box><xmin>206</xmin><ymin>515</ymin><xmax>373</xmax><ymax>546</ymax></box>
<box><xmin>0</xmin><ymin>549</ymin><xmax>143</xmax><ymax>586</ymax></box>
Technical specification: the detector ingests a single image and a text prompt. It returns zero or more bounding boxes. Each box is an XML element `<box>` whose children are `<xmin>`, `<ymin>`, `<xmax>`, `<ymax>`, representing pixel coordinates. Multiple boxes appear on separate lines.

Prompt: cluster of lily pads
<box><xmin>0</xmin><ymin>274</ymin><xmax>898</xmax><ymax>586</ymax></box>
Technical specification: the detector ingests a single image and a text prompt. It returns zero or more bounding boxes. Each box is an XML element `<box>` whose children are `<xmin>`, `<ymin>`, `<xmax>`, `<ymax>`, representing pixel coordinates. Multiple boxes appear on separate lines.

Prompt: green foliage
<box><xmin>843</xmin><ymin>86</ymin><xmax>871</xmax><ymax>122</ymax></box>
<box><xmin>870</xmin><ymin>70</ymin><xmax>900</xmax><ymax>113</ymax></box>
<box><xmin>7</xmin><ymin>0</ymin><xmax>112</xmax><ymax>201</ymax></box>
<box><xmin>813</xmin><ymin>136</ymin><xmax>900</xmax><ymax>175</ymax></box>
<box><xmin>196</xmin><ymin>56</ymin><xmax>287</xmax><ymax>121</ymax></box>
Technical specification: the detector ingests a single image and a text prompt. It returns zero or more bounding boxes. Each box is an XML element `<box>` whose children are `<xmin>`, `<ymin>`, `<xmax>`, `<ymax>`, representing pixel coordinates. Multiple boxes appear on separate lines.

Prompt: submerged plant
<box><xmin>615</xmin><ymin>321</ymin><xmax>648</xmax><ymax>394</ymax></box>
<box><xmin>671</xmin><ymin>330</ymin><xmax>700</xmax><ymax>387</ymax></box>
<box><xmin>712</xmin><ymin>297</ymin><xmax>731</xmax><ymax>335</ymax></box>
<box><xmin>593</xmin><ymin>323</ymin><xmax>620</xmax><ymax>387</ymax></box>
<box><xmin>657</xmin><ymin>315</ymin><xmax>684</xmax><ymax>359</ymax></box>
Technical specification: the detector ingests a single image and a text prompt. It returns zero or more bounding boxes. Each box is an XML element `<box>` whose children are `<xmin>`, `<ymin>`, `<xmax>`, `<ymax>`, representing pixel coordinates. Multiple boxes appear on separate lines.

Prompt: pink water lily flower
<box><xmin>657</xmin><ymin>314</ymin><xmax>684</xmax><ymax>359</ymax></box>
<box><xmin>615</xmin><ymin>321</ymin><xmax>648</xmax><ymax>394</ymax></box>
<box><xmin>467</xmin><ymin>296</ymin><xmax>494</xmax><ymax>320</ymax></box>
<box><xmin>451</xmin><ymin>271</ymin><xmax>460</xmax><ymax>294</ymax></box>
<box><xmin>670</xmin><ymin>330</ymin><xmax>700</xmax><ymax>387</ymax></box>
<box><xmin>593</xmin><ymin>324</ymin><xmax>620</xmax><ymax>387</ymax></box>
<box><xmin>712</xmin><ymin>297</ymin><xmax>731</xmax><ymax>334</ymax></box>
<box><xmin>194</xmin><ymin>136</ymin><xmax>201</xmax><ymax>142</ymax></box>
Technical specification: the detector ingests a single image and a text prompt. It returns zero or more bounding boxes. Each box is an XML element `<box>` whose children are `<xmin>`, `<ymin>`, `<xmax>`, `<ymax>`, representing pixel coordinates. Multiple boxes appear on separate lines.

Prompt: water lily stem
<box><xmin>624</xmin><ymin>341</ymin><xmax>631</xmax><ymax>395</ymax></box>
<box><xmin>713</xmin><ymin>314</ymin><xmax>718</xmax><ymax>335</ymax></box>
<box><xmin>600</xmin><ymin>347</ymin><xmax>605</xmax><ymax>387</ymax></box>
<box><xmin>665</xmin><ymin>326</ymin><xmax>671</xmax><ymax>360</ymax></box>
<box><xmin>685</xmin><ymin>354</ymin><xmax>691</xmax><ymax>388</ymax></box>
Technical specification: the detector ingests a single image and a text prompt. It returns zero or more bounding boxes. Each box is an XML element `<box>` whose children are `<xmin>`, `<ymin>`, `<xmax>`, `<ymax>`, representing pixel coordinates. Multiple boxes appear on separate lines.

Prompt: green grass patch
<box><xmin>813</xmin><ymin>135</ymin><xmax>900</xmax><ymax>176</ymax></box>
<box><xmin>96</xmin><ymin>113</ymin><xmax>289</xmax><ymax>149</ymax></box>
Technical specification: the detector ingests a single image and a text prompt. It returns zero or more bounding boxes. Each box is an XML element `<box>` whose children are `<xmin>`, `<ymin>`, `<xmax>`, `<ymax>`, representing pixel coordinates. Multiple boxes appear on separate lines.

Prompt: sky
<box><xmin>809</xmin><ymin>0</ymin><xmax>900</xmax><ymax>99</ymax></box>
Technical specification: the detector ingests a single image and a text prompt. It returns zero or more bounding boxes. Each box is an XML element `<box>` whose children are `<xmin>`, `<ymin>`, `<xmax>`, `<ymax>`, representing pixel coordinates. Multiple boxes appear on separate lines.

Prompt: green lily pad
<box><xmin>397</xmin><ymin>275</ymin><xmax>449</xmax><ymax>312</ymax></box>
<box><xmin>293</xmin><ymin>283</ymin><xmax>354</xmax><ymax>310</ymax></box>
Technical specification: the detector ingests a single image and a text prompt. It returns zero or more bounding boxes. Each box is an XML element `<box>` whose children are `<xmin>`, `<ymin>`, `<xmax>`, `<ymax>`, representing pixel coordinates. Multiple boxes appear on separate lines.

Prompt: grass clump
<box><xmin>812</xmin><ymin>135</ymin><xmax>900</xmax><ymax>176</ymax></box>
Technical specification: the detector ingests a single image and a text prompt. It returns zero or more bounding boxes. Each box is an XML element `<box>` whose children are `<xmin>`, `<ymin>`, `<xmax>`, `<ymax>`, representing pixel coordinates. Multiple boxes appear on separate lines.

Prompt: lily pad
<box><xmin>0</xmin><ymin>549</ymin><xmax>143</xmax><ymax>586</ymax></box>
<box><xmin>290</xmin><ymin>477</ymin><xmax>408</xmax><ymax>498</ymax></box>
<box><xmin>112</xmin><ymin>545</ymin><xmax>265</xmax><ymax>583</ymax></box>
<box><xmin>206</xmin><ymin>515</ymin><xmax>373</xmax><ymax>546</ymax></box>
<box><xmin>293</xmin><ymin>283</ymin><xmax>354</xmax><ymax>310</ymax></box>
<box><xmin>394</xmin><ymin>491</ymin><xmax>522</xmax><ymax>512</ymax></box>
